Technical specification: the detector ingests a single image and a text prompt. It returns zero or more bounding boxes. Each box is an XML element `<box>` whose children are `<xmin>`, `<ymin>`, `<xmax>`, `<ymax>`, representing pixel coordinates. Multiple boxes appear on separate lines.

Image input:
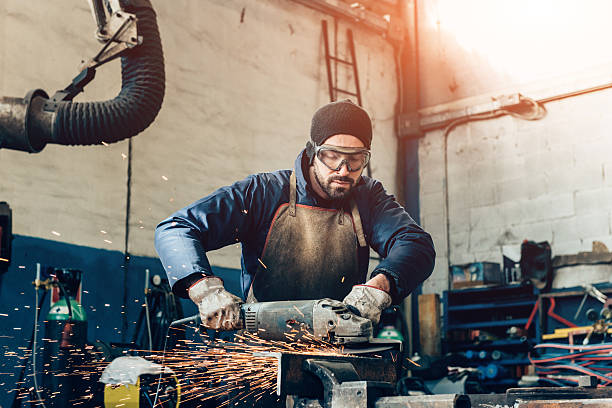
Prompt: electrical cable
<box><xmin>529</xmin><ymin>349</ymin><xmax>611</xmax><ymax>364</ymax></box>
<box><xmin>11</xmin><ymin>289</ymin><xmax>46</xmax><ymax>408</ymax></box>
<box><xmin>524</xmin><ymin>299</ymin><xmax>539</xmax><ymax>331</ymax></box>
<box><xmin>144</xmin><ymin>268</ymin><xmax>153</xmax><ymax>351</ymax></box>
<box><xmin>152</xmin><ymin>316</ymin><xmax>200</xmax><ymax>407</ymax></box>
<box><xmin>439</xmin><ymin>95</ymin><xmax>546</xmax><ymax>271</ymax></box>
<box><xmin>32</xmin><ymin>263</ymin><xmax>48</xmax><ymax>408</ymax></box>
<box><xmin>531</xmin><ymin>342</ymin><xmax>612</xmax><ymax>384</ymax></box>
<box><xmin>152</xmin><ymin>326</ymin><xmax>170</xmax><ymax>408</ymax></box>
<box><xmin>442</xmin><ymin>111</ymin><xmax>505</xmax><ymax>270</ymax></box>
<box><xmin>542</xmin><ymin>363</ymin><xmax>612</xmax><ymax>383</ymax></box>
<box><xmin>535</xmin><ymin>342</ymin><xmax>612</xmax><ymax>350</ymax></box>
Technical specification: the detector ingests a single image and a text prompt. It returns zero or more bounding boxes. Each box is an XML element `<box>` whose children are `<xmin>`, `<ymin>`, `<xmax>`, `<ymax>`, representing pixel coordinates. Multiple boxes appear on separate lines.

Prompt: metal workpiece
<box><xmin>0</xmin><ymin>90</ymin><xmax>53</xmax><ymax>152</ymax></box>
<box><xmin>255</xmin><ymin>351</ymin><xmax>397</xmax><ymax>398</ymax></box>
<box><xmin>302</xmin><ymin>359</ymin><xmax>394</xmax><ymax>408</ymax></box>
<box><xmin>374</xmin><ymin>395</ymin><xmax>471</xmax><ymax>408</ymax></box>
<box><xmin>516</xmin><ymin>399</ymin><xmax>612</xmax><ymax>408</ymax></box>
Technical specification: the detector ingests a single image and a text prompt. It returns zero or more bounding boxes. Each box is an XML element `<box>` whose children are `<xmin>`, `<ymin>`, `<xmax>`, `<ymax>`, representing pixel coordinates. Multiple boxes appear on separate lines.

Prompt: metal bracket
<box><xmin>43</xmin><ymin>68</ymin><xmax>96</xmax><ymax>111</ymax></box>
<box><xmin>84</xmin><ymin>10</ymin><xmax>140</xmax><ymax>70</ymax></box>
<box><xmin>397</xmin><ymin>112</ymin><xmax>422</xmax><ymax>139</ymax></box>
<box><xmin>42</xmin><ymin>2</ymin><xmax>140</xmax><ymax>111</ymax></box>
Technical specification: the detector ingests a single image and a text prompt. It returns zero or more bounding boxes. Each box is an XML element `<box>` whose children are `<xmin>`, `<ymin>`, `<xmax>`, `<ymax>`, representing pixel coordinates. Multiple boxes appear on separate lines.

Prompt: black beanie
<box><xmin>310</xmin><ymin>99</ymin><xmax>372</xmax><ymax>149</ymax></box>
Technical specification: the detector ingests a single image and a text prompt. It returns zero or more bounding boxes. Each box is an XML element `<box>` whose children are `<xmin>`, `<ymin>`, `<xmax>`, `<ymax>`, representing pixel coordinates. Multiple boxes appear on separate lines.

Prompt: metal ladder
<box><xmin>321</xmin><ymin>20</ymin><xmax>362</xmax><ymax>106</ymax></box>
<box><xmin>321</xmin><ymin>20</ymin><xmax>371</xmax><ymax>177</ymax></box>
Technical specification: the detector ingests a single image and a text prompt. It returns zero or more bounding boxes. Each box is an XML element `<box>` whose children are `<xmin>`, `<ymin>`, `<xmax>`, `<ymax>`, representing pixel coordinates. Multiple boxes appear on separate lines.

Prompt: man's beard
<box><xmin>313</xmin><ymin>166</ymin><xmax>355</xmax><ymax>200</ymax></box>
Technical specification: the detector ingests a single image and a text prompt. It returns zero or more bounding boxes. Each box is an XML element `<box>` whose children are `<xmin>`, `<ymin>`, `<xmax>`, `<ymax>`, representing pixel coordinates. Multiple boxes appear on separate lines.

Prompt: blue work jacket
<box><xmin>154</xmin><ymin>150</ymin><xmax>435</xmax><ymax>304</ymax></box>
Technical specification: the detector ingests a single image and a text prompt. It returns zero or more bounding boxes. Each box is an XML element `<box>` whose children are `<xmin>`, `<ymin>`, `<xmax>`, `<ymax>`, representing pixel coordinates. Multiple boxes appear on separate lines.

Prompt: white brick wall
<box><xmin>0</xmin><ymin>0</ymin><xmax>399</xmax><ymax>268</ymax></box>
<box><xmin>419</xmin><ymin>89</ymin><xmax>612</xmax><ymax>293</ymax></box>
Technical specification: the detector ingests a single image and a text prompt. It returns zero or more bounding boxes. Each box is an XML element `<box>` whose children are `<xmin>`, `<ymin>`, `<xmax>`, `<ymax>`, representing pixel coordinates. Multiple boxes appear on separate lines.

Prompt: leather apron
<box><xmin>247</xmin><ymin>172</ymin><xmax>368</xmax><ymax>302</ymax></box>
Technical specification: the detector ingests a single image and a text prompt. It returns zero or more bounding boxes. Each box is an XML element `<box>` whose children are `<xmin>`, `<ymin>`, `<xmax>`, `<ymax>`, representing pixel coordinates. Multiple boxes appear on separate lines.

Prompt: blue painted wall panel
<box><xmin>0</xmin><ymin>235</ymin><xmax>241</xmax><ymax>407</ymax></box>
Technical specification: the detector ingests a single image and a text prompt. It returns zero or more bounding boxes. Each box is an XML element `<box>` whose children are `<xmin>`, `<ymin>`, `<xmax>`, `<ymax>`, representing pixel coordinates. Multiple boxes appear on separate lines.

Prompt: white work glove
<box><xmin>188</xmin><ymin>277</ymin><xmax>243</xmax><ymax>331</ymax></box>
<box><xmin>342</xmin><ymin>285</ymin><xmax>392</xmax><ymax>325</ymax></box>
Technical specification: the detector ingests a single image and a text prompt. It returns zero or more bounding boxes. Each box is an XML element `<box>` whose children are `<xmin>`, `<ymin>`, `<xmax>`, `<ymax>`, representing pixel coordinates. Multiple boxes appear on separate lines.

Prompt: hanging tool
<box><xmin>574</xmin><ymin>284</ymin><xmax>608</xmax><ymax>320</ymax></box>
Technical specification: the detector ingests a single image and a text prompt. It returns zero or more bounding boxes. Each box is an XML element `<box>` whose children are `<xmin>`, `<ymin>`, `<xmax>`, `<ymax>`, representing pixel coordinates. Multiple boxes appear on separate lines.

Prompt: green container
<box><xmin>47</xmin><ymin>298</ymin><xmax>87</xmax><ymax>322</ymax></box>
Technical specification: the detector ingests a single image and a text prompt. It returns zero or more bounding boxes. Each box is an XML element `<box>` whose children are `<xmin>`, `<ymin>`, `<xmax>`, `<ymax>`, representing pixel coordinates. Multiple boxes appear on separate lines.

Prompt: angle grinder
<box><xmin>172</xmin><ymin>298</ymin><xmax>372</xmax><ymax>345</ymax></box>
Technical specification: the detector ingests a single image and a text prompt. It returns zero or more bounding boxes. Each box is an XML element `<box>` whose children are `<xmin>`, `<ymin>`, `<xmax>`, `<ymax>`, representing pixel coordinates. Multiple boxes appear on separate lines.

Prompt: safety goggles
<box><xmin>314</xmin><ymin>144</ymin><xmax>371</xmax><ymax>172</ymax></box>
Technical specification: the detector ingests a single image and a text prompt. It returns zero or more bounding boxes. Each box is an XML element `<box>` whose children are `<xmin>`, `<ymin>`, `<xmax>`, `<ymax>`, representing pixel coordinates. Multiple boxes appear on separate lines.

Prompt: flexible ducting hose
<box><xmin>0</xmin><ymin>0</ymin><xmax>164</xmax><ymax>153</ymax></box>
<box><xmin>53</xmin><ymin>2</ymin><xmax>164</xmax><ymax>146</ymax></box>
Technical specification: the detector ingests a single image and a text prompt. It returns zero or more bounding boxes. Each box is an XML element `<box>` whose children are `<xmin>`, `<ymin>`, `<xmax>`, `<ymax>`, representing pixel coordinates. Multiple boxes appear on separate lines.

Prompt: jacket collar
<box><xmin>294</xmin><ymin>149</ymin><xmax>311</xmax><ymax>194</ymax></box>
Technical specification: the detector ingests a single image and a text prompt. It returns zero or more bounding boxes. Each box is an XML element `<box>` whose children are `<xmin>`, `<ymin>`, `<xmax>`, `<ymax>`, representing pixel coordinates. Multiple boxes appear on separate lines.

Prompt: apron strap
<box><xmin>289</xmin><ymin>172</ymin><xmax>297</xmax><ymax>217</ymax></box>
<box><xmin>350</xmin><ymin>199</ymin><xmax>367</xmax><ymax>248</ymax></box>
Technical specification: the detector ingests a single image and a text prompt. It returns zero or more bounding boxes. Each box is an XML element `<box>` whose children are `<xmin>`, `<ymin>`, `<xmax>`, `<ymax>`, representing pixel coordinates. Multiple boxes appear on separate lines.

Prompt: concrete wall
<box><xmin>416</xmin><ymin>0</ymin><xmax>612</xmax><ymax>294</ymax></box>
<box><xmin>0</xmin><ymin>0</ymin><xmax>399</xmax><ymax>267</ymax></box>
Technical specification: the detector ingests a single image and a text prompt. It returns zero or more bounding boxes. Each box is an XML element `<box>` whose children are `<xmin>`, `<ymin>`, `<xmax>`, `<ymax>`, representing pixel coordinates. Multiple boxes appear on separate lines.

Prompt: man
<box><xmin>155</xmin><ymin>100</ymin><xmax>435</xmax><ymax>331</ymax></box>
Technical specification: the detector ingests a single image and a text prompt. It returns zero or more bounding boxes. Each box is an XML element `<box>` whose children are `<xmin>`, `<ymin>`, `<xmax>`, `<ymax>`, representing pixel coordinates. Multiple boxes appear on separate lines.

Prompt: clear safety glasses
<box><xmin>315</xmin><ymin>144</ymin><xmax>371</xmax><ymax>172</ymax></box>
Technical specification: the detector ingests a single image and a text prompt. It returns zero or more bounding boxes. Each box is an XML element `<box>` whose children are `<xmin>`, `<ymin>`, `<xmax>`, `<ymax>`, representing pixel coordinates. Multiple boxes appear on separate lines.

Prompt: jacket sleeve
<box><xmin>154</xmin><ymin>175</ymin><xmax>259</xmax><ymax>298</ymax></box>
<box><xmin>365</xmin><ymin>180</ymin><xmax>436</xmax><ymax>304</ymax></box>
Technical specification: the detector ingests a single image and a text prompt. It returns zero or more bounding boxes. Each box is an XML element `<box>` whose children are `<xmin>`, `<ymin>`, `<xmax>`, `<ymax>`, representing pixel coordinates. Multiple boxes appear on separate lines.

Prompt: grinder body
<box><xmin>241</xmin><ymin>298</ymin><xmax>372</xmax><ymax>344</ymax></box>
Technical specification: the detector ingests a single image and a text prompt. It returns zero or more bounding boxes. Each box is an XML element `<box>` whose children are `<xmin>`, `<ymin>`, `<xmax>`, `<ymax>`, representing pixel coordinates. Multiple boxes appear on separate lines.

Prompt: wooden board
<box><xmin>418</xmin><ymin>293</ymin><xmax>441</xmax><ymax>356</ymax></box>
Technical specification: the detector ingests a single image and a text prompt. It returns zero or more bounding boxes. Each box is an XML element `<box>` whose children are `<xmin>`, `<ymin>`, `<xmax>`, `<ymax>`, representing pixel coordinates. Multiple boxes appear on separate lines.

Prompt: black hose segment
<box><xmin>52</xmin><ymin>2</ymin><xmax>165</xmax><ymax>146</ymax></box>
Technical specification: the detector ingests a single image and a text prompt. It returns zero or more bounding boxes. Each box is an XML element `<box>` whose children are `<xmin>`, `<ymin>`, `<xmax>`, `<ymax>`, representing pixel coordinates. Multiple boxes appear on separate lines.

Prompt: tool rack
<box><xmin>442</xmin><ymin>283</ymin><xmax>540</xmax><ymax>392</ymax></box>
<box><xmin>539</xmin><ymin>283</ymin><xmax>612</xmax><ymax>338</ymax></box>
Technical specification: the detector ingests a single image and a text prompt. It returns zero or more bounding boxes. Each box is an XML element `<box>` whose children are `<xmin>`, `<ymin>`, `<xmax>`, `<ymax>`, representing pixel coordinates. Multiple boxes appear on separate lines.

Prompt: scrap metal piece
<box><xmin>506</xmin><ymin>387</ymin><xmax>612</xmax><ymax>404</ymax></box>
<box><xmin>374</xmin><ymin>395</ymin><xmax>471</xmax><ymax>408</ymax></box>
<box><xmin>517</xmin><ymin>399</ymin><xmax>612</xmax><ymax>408</ymax></box>
<box><xmin>254</xmin><ymin>351</ymin><xmax>396</xmax><ymax>397</ymax></box>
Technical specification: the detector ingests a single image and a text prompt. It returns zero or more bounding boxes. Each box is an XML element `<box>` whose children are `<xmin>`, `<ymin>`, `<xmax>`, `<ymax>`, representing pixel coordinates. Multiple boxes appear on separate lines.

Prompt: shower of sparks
<box><xmin>2</xmin><ymin>325</ymin><xmax>359</xmax><ymax>407</ymax></box>
<box><xmin>139</xmin><ymin>329</ymin><xmax>349</xmax><ymax>407</ymax></box>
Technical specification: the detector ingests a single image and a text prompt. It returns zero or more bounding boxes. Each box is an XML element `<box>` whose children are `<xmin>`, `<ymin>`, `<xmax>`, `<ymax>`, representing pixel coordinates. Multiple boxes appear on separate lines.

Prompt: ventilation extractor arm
<box><xmin>0</xmin><ymin>0</ymin><xmax>165</xmax><ymax>153</ymax></box>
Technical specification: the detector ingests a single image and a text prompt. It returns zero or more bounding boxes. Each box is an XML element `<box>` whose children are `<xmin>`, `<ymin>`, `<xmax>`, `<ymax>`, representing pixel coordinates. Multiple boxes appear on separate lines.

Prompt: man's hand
<box><xmin>343</xmin><ymin>274</ymin><xmax>392</xmax><ymax>325</ymax></box>
<box><xmin>188</xmin><ymin>277</ymin><xmax>243</xmax><ymax>330</ymax></box>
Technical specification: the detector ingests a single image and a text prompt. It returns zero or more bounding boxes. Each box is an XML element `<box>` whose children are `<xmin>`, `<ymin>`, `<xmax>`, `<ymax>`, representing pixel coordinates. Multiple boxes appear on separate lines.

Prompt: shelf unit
<box><xmin>442</xmin><ymin>284</ymin><xmax>540</xmax><ymax>393</ymax></box>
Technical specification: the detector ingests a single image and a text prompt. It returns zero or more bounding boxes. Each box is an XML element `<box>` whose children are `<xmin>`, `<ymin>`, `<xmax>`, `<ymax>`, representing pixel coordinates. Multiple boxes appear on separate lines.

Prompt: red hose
<box><xmin>547</xmin><ymin>298</ymin><xmax>577</xmax><ymax>327</ymax></box>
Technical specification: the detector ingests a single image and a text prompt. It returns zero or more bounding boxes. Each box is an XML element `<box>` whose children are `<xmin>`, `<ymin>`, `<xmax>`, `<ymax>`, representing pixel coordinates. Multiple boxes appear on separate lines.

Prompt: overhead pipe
<box><xmin>0</xmin><ymin>0</ymin><xmax>165</xmax><ymax>153</ymax></box>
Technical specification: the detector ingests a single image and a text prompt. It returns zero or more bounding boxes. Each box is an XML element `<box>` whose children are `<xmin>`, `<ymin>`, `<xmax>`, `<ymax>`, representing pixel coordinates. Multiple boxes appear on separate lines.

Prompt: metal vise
<box><xmin>258</xmin><ymin>352</ymin><xmax>471</xmax><ymax>408</ymax></box>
